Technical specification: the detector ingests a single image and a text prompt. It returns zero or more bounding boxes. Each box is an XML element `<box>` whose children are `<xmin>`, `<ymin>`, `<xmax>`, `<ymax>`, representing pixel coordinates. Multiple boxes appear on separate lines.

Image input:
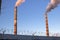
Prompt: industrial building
<box><xmin>0</xmin><ymin>0</ymin><xmax>60</xmax><ymax>40</ymax></box>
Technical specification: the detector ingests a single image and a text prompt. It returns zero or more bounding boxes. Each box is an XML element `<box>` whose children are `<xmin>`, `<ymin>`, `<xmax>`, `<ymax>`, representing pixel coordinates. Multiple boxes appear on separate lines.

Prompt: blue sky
<box><xmin>0</xmin><ymin>0</ymin><xmax>60</xmax><ymax>36</ymax></box>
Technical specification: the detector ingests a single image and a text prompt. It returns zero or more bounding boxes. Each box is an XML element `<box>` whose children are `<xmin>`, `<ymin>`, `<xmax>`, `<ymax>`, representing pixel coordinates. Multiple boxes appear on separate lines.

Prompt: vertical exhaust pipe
<box><xmin>45</xmin><ymin>14</ymin><xmax>49</xmax><ymax>36</ymax></box>
<box><xmin>14</xmin><ymin>0</ymin><xmax>25</xmax><ymax>35</ymax></box>
<box><xmin>45</xmin><ymin>0</ymin><xmax>60</xmax><ymax>37</ymax></box>
<box><xmin>14</xmin><ymin>6</ymin><xmax>17</xmax><ymax>35</ymax></box>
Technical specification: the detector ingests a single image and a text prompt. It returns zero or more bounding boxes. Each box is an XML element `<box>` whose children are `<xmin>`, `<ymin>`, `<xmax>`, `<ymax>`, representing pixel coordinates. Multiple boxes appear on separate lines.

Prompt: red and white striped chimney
<box><xmin>45</xmin><ymin>14</ymin><xmax>49</xmax><ymax>36</ymax></box>
<box><xmin>14</xmin><ymin>7</ymin><xmax>17</xmax><ymax>35</ymax></box>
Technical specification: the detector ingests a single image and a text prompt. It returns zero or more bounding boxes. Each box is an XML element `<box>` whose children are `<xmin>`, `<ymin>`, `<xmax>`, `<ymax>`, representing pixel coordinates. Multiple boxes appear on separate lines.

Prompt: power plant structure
<box><xmin>44</xmin><ymin>0</ymin><xmax>60</xmax><ymax>36</ymax></box>
<box><xmin>14</xmin><ymin>0</ymin><xmax>25</xmax><ymax>35</ymax></box>
<box><xmin>1</xmin><ymin>0</ymin><xmax>60</xmax><ymax>37</ymax></box>
<box><xmin>14</xmin><ymin>6</ymin><xmax>17</xmax><ymax>35</ymax></box>
<box><xmin>45</xmin><ymin>13</ymin><xmax>49</xmax><ymax>36</ymax></box>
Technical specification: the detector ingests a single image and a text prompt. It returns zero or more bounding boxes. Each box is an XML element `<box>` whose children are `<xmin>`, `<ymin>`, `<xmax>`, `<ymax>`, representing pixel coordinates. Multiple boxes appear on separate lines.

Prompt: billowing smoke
<box><xmin>15</xmin><ymin>0</ymin><xmax>25</xmax><ymax>7</ymax></box>
<box><xmin>45</xmin><ymin>0</ymin><xmax>60</xmax><ymax>14</ymax></box>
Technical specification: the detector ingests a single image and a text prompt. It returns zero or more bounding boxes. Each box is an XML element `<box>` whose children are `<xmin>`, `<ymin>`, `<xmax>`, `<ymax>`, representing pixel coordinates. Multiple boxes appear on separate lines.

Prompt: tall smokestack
<box><xmin>14</xmin><ymin>6</ymin><xmax>17</xmax><ymax>35</ymax></box>
<box><xmin>44</xmin><ymin>0</ymin><xmax>60</xmax><ymax>36</ymax></box>
<box><xmin>45</xmin><ymin>13</ymin><xmax>49</xmax><ymax>36</ymax></box>
<box><xmin>14</xmin><ymin>0</ymin><xmax>25</xmax><ymax>35</ymax></box>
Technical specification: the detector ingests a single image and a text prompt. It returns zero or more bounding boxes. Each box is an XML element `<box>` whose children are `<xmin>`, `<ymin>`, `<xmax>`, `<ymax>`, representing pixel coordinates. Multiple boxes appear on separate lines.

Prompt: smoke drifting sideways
<box><xmin>45</xmin><ymin>0</ymin><xmax>60</xmax><ymax>15</ymax></box>
<box><xmin>15</xmin><ymin>0</ymin><xmax>25</xmax><ymax>7</ymax></box>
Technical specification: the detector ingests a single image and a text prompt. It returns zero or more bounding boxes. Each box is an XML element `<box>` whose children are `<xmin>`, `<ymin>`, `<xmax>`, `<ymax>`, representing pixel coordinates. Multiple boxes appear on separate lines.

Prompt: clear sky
<box><xmin>0</xmin><ymin>0</ymin><xmax>60</xmax><ymax>36</ymax></box>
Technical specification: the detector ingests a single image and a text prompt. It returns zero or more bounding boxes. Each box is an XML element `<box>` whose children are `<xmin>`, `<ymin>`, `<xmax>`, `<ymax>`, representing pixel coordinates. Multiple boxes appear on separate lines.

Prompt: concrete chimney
<box><xmin>14</xmin><ymin>7</ymin><xmax>17</xmax><ymax>35</ymax></box>
<box><xmin>45</xmin><ymin>14</ymin><xmax>49</xmax><ymax>36</ymax></box>
<box><xmin>14</xmin><ymin>0</ymin><xmax>25</xmax><ymax>35</ymax></box>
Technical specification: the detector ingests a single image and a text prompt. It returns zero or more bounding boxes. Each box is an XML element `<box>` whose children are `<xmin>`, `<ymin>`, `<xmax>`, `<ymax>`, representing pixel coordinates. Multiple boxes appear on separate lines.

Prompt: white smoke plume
<box><xmin>15</xmin><ymin>0</ymin><xmax>25</xmax><ymax>7</ymax></box>
<box><xmin>45</xmin><ymin>0</ymin><xmax>60</xmax><ymax>14</ymax></box>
